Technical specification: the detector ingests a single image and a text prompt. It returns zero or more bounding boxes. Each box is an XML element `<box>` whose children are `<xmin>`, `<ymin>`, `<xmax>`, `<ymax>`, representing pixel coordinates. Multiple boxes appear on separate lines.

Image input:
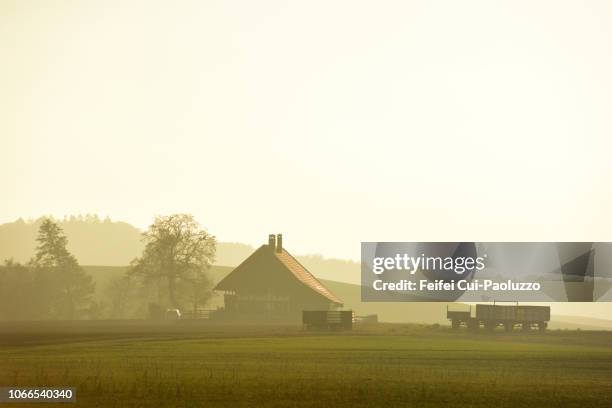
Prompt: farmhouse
<box><xmin>214</xmin><ymin>234</ymin><xmax>343</xmax><ymax>322</ymax></box>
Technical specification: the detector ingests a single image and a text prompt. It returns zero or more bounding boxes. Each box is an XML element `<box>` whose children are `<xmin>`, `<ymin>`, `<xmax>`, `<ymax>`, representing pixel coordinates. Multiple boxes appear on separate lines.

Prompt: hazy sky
<box><xmin>2</xmin><ymin>0</ymin><xmax>612</xmax><ymax>260</ymax></box>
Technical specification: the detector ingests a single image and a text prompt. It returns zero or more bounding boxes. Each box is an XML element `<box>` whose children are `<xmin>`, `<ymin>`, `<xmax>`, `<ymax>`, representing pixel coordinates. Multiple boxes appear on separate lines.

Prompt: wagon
<box><xmin>302</xmin><ymin>310</ymin><xmax>353</xmax><ymax>330</ymax></box>
<box><xmin>447</xmin><ymin>304</ymin><xmax>550</xmax><ymax>332</ymax></box>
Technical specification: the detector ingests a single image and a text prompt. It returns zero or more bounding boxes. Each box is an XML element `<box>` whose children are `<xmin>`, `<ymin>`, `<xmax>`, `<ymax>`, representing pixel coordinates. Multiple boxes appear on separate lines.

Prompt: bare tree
<box><xmin>130</xmin><ymin>214</ymin><xmax>216</xmax><ymax>310</ymax></box>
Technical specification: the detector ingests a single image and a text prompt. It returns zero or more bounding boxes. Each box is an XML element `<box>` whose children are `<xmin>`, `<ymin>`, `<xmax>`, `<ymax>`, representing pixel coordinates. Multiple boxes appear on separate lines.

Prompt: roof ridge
<box><xmin>277</xmin><ymin>249</ymin><xmax>343</xmax><ymax>305</ymax></box>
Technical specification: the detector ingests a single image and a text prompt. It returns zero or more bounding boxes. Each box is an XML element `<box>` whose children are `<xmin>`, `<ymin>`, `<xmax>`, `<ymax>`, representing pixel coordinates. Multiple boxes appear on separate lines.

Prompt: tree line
<box><xmin>0</xmin><ymin>214</ymin><xmax>216</xmax><ymax>320</ymax></box>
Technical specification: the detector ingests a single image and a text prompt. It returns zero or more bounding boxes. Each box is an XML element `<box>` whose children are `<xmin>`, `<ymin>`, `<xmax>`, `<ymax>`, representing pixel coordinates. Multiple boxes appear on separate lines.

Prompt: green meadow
<box><xmin>1</xmin><ymin>323</ymin><xmax>611</xmax><ymax>407</ymax></box>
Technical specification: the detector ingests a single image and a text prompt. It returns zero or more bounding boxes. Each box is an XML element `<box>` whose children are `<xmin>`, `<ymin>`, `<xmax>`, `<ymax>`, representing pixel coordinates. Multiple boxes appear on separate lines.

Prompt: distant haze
<box><xmin>0</xmin><ymin>217</ymin><xmax>361</xmax><ymax>283</ymax></box>
<box><xmin>1</xmin><ymin>217</ymin><xmax>611</xmax><ymax>322</ymax></box>
<box><xmin>2</xmin><ymin>1</ymin><xmax>612</xmax><ymax>261</ymax></box>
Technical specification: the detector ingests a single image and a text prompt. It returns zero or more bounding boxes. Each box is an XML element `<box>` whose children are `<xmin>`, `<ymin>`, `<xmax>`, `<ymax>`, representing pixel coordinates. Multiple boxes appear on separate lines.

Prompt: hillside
<box><xmin>549</xmin><ymin>315</ymin><xmax>612</xmax><ymax>331</ymax></box>
<box><xmin>0</xmin><ymin>217</ymin><xmax>143</xmax><ymax>265</ymax></box>
<box><xmin>321</xmin><ymin>279</ymin><xmax>451</xmax><ymax>324</ymax></box>
<box><xmin>0</xmin><ymin>218</ymin><xmax>360</xmax><ymax>283</ymax></box>
<box><xmin>0</xmin><ymin>217</ymin><xmax>254</xmax><ymax>267</ymax></box>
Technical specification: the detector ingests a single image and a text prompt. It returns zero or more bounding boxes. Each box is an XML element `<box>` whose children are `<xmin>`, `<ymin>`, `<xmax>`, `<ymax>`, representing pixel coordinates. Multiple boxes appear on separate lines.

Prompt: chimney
<box><xmin>268</xmin><ymin>234</ymin><xmax>276</xmax><ymax>250</ymax></box>
<box><xmin>276</xmin><ymin>234</ymin><xmax>283</xmax><ymax>253</ymax></box>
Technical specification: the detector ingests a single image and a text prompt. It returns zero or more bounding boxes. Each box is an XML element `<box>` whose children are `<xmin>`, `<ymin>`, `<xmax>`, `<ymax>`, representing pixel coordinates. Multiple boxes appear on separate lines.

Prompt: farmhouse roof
<box><xmin>275</xmin><ymin>248</ymin><xmax>343</xmax><ymax>305</ymax></box>
<box><xmin>214</xmin><ymin>234</ymin><xmax>343</xmax><ymax>306</ymax></box>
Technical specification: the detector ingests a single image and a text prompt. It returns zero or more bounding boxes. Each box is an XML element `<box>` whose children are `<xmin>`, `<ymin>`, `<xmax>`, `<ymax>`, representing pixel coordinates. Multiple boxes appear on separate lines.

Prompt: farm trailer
<box><xmin>302</xmin><ymin>310</ymin><xmax>353</xmax><ymax>330</ymax></box>
<box><xmin>447</xmin><ymin>304</ymin><xmax>550</xmax><ymax>332</ymax></box>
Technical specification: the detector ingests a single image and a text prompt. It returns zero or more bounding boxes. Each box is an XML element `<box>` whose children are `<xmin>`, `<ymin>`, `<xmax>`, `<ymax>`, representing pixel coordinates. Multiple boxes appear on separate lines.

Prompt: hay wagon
<box><xmin>447</xmin><ymin>304</ymin><xmax>550</xmax><ymax>332</ymax></box>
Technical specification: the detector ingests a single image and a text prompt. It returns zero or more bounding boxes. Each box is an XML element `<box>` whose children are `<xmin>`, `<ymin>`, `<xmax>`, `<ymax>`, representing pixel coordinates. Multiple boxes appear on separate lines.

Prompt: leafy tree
<box><xmin>30</xmin><ymin>219</ymin><xmax>95</xmax><ymax>319</ymax></box>
<box><xmin>130</xmin><ymin>214</ymin><xmax>216</xmax><ymax>310</ymax></box>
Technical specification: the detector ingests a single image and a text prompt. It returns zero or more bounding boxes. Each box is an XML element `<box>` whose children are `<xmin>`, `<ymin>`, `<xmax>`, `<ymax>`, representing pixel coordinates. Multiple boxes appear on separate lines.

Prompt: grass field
<box><xmin>1</xmin><ymin>322</ymin><xmax>612</xmax><ymax>408</ymax></box>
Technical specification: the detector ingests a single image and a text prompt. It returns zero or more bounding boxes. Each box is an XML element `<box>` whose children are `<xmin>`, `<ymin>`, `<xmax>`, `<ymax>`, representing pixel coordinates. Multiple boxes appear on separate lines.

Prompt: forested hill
<box><xmin>0</xmin><ymin>216</ymin><xmax>143</xmax><ymax>265</ymax></box>
<box><xmin>0</xmin><ymin>217</ymin><xmax>360</xmax><ymax>283</ymax></box>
